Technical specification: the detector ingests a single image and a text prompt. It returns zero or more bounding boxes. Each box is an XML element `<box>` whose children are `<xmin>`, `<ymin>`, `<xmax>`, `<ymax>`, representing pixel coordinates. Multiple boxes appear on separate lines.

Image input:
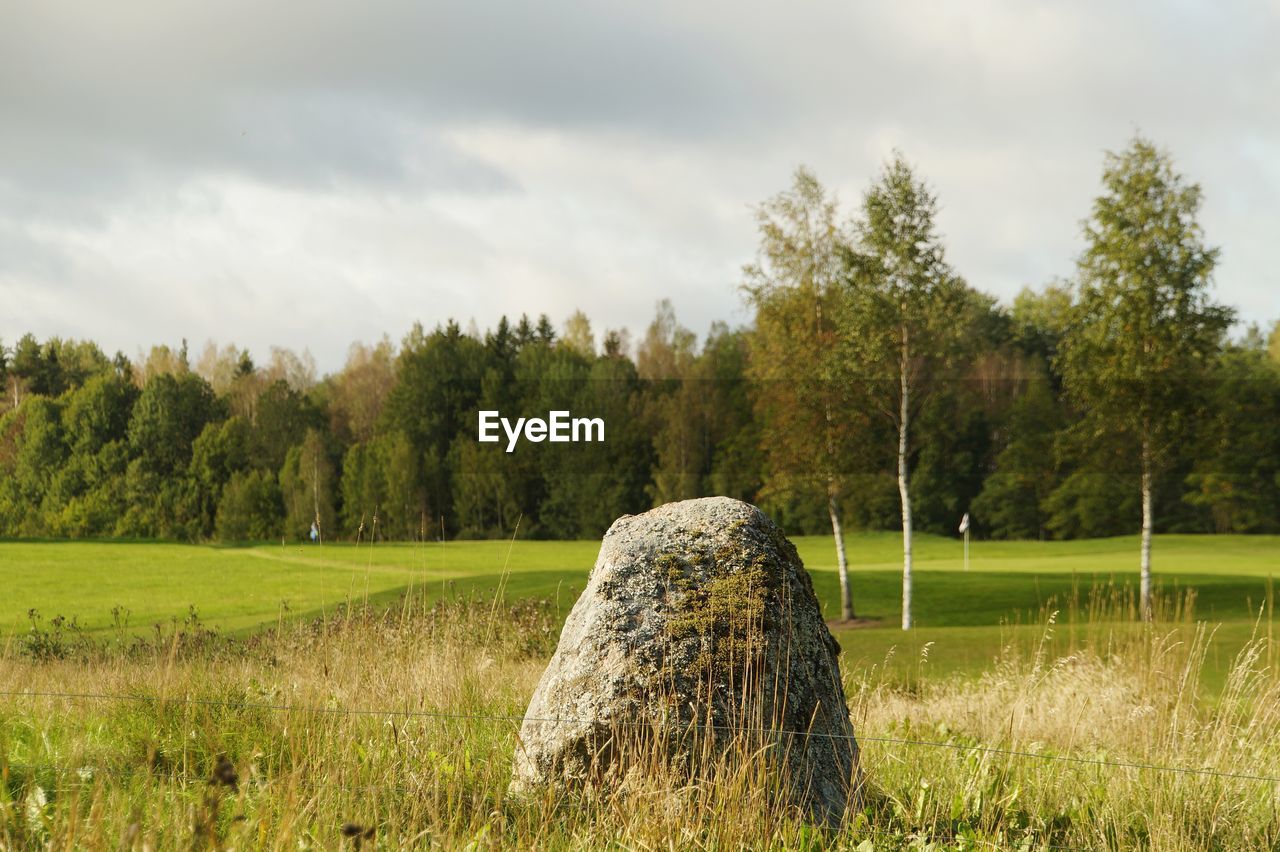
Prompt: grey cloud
<box><xmin>0</xmin><ymin>0</ymin><xmax>754</xmax><ymax>205</ymax></box>
<box><xmin>1</xmin><ymin>0</ymin><xmax>1278</xmax><ymax>368</ymax></box>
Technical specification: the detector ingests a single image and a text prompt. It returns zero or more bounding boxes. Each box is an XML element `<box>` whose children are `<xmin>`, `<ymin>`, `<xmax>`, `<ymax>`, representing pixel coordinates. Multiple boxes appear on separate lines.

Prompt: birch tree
<box><xmin>844</xmin><ymin>155</ymin><xmax>969</xmax><ymax>630</ymax></box>
<box><xmin>1057</xmin><ymin>137</ymin><xmax>1232</xmax><ymax>620</ymax></box>
<box><xmin>745</xmin><ymin>168</ymin><xmax>868</xmax><ymax>622</ymax></box>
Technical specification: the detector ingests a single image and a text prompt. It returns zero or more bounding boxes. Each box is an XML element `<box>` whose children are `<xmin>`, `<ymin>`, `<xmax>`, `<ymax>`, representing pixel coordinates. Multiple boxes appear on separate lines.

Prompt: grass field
<box><xmin>4</xmin><ymin>533</ymin><xmax>1278</xmax><ymax>683</ymax></box>
<box><xmin>4</xmin><ymin>532</ymin><xmax>1280</xmax><ymax>846</ymax></box>
<box><xmin>4</xmin><ymin>587</ymin><xmax>1280</xmax><ymax>847</ymax></box>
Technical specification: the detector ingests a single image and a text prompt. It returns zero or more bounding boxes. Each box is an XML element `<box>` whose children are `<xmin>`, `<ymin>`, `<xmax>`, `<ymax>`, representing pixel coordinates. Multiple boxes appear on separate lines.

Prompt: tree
<box><xmin>115</xmin><ymin>371</ymin><xmax>220</xmax><ymax>539</ymax></box>
<box><xmin>188</xmin><ymin>417</ymin><xmax>254</xmax><ymax>537</ymax></box>
<box><xmin>252</xmin><ymin>379</ymin><xmax>321</xmax><ymax>471</ymax></box>
<box><xmin>538</xmin><ymin>346</ymin><xmax>651</xmax><ymax>538</ymax></box>
<box><xmin>325</xmin><ymin>338</ymin><xmax>397</xmax><ymax>446</ymax></box>
<box><xmin>53</xmin><ymin>373</ymin><xmax>138</xmax><ymax>536</ymax></box>
<box><xmin>535</xmin><ymin>314</ymin><xmax>556</xmax><ymax>344</ymax></box>
<box><xmin>263</xmin><ymin>347</ymin><xmax>318</xmax><ymax>392</ymax></box>
<box><xmin>341</xmin><ymin>431</ymin><xmax>425</xmax><ymax>539</ymax></box>
<box><xmin>279</xmin><ymin>428</ymin><xmax>336</xmax><ymax>540</ymax></box>
<box><xmin>194</xmin><ymin>341</ymin><xmax>248</xmax><ymax>394</ymax></box>
<box><xmin>514</xmin><ymin>314</ymin><xmax>535</xmax><ymax>348</ymax></box>
<box><xmin>638</xmin><ymin>300</ymin><xmax>705</xmax><ymax>506</ymax></box>
<box><xmin>381</xmin><ymin>321</ymin><xmax>489</xmax><ymax>533</ymax></box>
<box><xmin>5</xmin><ymin>336</ymin><xmax>111</xmax><ymax>401</ymax></box>
<box><xmin>701</xmin><ymin>323</ymin><xmax>762</xmax><ymax>502</ymax></box>
<box><xmin>9</xmin><ymin>334</ymin><xmax>45</xmax><ymax>405</ymax></box>
<box><xmin>1010</xmin><ymin>284</ymin><xmax>1074</xmax><ymax>371</ymax></box>
<box><xmin>1057</xmin><ymin>137</ymin><xmax>1233</xmax><ymax>619</ymax></box>
<box><xmin>745</xmin><ymin>168</ymin><xmax>867</xmax><ymax>622</ymax></box>
<box><xmin>561</xmin><ymin>310</ymin><xmax>596</xmax><ymax>358</ymax></box>
<box><xmin>134</xmin><ymin>341</ymin><xmax>191</xmax><ymax>385</ymax></box>
<box><xmin>843</xmin><ymin>155</ymin><xmax>970</xmax><ymax>630</ymax></box>
<box><xmin>448</xmin><ymin>335</ymin><xmax>535</xmax><ymax>537</ymax></box>
<box><xmin>511</xmin><ymin>337</ymin><xmax>594</xmax><ymax>536</ymax></box>
<box><xmin>972</xmin><ymin>376</ymin><xmax>1063</xmax><ymax>539</ymax></box>
<box><xmin>1183</xmin><ymin>335</ymin><xmax>1280</xmax><ymax>532</ymax></box>
<box><xmin>128</xmin><ymin>372</ymin><xmax>221</xmax><ymax>477</ymax></box>
<box><xmin>216</xmin><ymin>470</ymin><xmax>283</xmax><ymax>541</ymax></box>
<box><xmin>602</xmin><ymin>328</ymin><xmax>631</xmax><ymax>359</ymax></box>
<box><xmin>63</xmin><ymin>372</ymin><xmax>138</xmax><ymax>458</ymax></box>
<box><xmin>4</xmin><ymin>397</ymin><xmax>66</xmax><ymax>532</ymax></box>
<box><xmin>450</xmin><ymin>432</ymin><xmax>526</xmax><ymax>537</ymax></box>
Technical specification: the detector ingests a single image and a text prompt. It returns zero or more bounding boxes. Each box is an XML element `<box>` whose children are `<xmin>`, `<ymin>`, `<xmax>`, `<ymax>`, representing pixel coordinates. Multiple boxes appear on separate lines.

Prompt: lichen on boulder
<box><xmin>509</xmin><ymin>496</ymin><xmax>861</xmax><ymax>825</ymax></box>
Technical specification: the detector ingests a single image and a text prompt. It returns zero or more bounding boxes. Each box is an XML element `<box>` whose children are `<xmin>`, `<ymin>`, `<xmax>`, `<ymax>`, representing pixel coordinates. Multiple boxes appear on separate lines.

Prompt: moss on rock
<box><xmin>510</xmin><ymin>496</ymin><xmax>861</xmax><ymax>826</ymax></box>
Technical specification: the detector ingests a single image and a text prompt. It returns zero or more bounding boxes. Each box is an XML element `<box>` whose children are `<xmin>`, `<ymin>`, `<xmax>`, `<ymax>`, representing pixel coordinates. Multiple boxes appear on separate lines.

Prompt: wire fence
<box><xmin>0</xmin><ymin>749</ymin><xmax>1097</xmax><ymax>852</ymax></box>
<box><xmin>3</xmin><ymin>687</ymin><xmax>1279</xmax><ymax>787</ymax></box>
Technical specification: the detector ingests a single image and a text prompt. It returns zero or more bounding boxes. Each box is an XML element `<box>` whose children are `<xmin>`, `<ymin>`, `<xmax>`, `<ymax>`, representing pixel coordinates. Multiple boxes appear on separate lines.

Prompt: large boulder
<box><xmin>509</xmin><ymin>496</ymin><xmax>860</xmax><ymax>825</ymax></box>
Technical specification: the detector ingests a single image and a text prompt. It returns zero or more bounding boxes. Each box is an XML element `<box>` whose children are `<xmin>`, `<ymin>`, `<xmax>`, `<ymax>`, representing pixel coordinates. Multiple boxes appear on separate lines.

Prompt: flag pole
<box><xmin>959</xmin><ymin>512</ymin><xmax>970</xmax><ymax>572</ymax></box>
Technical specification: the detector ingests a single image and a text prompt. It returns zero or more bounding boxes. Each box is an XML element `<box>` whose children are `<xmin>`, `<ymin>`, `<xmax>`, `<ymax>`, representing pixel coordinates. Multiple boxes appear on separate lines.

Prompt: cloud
<box><xmin>1</xmin><ymin>0</ymin><xmax>1277</xmax><ymax>371</ymax></box>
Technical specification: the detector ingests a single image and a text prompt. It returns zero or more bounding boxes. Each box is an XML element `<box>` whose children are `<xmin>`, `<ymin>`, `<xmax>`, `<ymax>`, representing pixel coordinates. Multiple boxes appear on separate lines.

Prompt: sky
<box><xmin>2</xmin><ymin>0</ymin><xmax>1277</xmax><ymax>374</ymax></box>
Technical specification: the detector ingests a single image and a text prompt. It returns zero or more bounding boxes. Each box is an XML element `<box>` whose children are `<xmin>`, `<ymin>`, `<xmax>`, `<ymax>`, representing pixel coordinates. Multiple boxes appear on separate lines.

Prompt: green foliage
<box><xmin>843</xmin><ymin>155</ymin><xmax>972</xmax><ymax>388</ymax></box>
<box><xmin>61</xmin><ymin>372</ymin><xmax>137</xmax><ymax>457</ymax></box>
<box><xmin>973</xmin><ymin>378</ymin><xmax>1064</xmax><ymax>540</ymax></box>
<box><xmin>1057</xmin><ymin>137</ymin><xmax>1233</xmax><ymax>483</ymax></box>
<box><xmin>450</xmin><ymin>436</ymin><xmax>524</xmax><ymax>538</ymax></box>
<box><xmin>252</xmin><ymin>379</ymin><xmax>321</xmax><ymax>471</ymax></box>
<box><xmin>381</xmin><ymin>321</ymin><xmax>488</xmax><ymax>532</ymax></box>
<box><xmin>1184</xmin><ymin>344</ymin><xmax>1280</xmax><ymax>532</ymax></box>
<box><xmin>1055</xmin><ymin>137</ymin><xmax>1234</xmax><ymax>608</ymax></box>
<box><xmin>341</xmin><ymin>431</ymin><xmax>424</xmax><ymax>540</ymax></box>
<box><xmin>909</xmin><ymin>395</ymin><xmax>992</xmax><ymax>535</ymax></box>
<box><xmin>7</xmin><ymin>334</ymin><xmax>111</xmax><ymax>401</ymax></box>
<box><xmin>279</xmin><ymin>428</ymin><xmax>336</xmax><ymax>540</ymax></box>
<box><xmin>128</xmin><ymin>373</ymin><xmax>222</xmax><ymax>476</ymax></box>
<box><xmin>745</xmin><ymin>168</ymin><xmax>867</xmax><ymax>516</ymax></box>
<box><xmin>10</xmin><ymin>397</ymin><xmax>67</xmax><ymax>509</ymax></box>
<box><xmin>215</xmin><ymin>470</ymin><xmax>283</xmax><ymax>541</ymax></box>
<box><xmin>0</xmin><ymin>139</ymin><xmax>1274</xmax><ymax>547</ymax></box>
<box><xmin>639</xmin><ymin>299</ymin><xmax>705</xmax><ymax>504</ymax></box>
<box><xmin>536</xmin><ymin>353</ymin><xmax>651</xmax><ymax>539</ymax></box>
<box><xmin>1009</xmin><ymin>283</ymin><xmax>1073</xmax><ymax>369</ymax></box>
<box><xmin>188</xmin><ymin>417</ymin><xmax>254</xmax><ymax>537</ymax></box>
<box><xmin>636</xmin><ymin>306</ymin><xmax>758</xmax><ymax>514</ymax></box>
<box><xmin>1045</xmin><ymin>471</ymin><xmax>1139</xmax><ymax>539</ymax></box>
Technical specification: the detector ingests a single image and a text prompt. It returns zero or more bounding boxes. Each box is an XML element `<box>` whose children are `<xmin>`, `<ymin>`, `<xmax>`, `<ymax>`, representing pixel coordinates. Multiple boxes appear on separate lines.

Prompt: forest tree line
<box><xmin>2</xmin><ymin>138</ymin><xmax>1278</xmax><ymax>549</ymax></box>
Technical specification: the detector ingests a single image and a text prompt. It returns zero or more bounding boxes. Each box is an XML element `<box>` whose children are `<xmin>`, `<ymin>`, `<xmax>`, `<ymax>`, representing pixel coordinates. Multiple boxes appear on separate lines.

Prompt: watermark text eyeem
<box><xmin>477</xmin><ymin>410</ymin><xmax>605</xmax><ymax>452</ymax></box>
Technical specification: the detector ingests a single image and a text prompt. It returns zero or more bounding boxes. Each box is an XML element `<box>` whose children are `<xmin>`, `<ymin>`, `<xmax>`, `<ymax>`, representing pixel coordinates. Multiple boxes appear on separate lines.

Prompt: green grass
<box><xmin>5</xmin><ymin>535</ymin><xmax>1280</xmax><ymax>846</ymax></box>
<box><xmin>5</xmin><ymin>588</ymin><xmax>1280</xmax><ymax>847</ymax></box>
<box><xmin>3</xmin><ymin>533</ymin><xmax>1278</xmax><ymax>683</ymax></box>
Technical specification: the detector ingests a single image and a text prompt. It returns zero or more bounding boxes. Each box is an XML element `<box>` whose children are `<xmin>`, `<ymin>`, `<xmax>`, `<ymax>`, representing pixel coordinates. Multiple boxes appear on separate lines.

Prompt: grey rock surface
<box><xmin>509</xmin><ymin>496</ymin><xmax>860</xmax><ymax>825</ymax></box>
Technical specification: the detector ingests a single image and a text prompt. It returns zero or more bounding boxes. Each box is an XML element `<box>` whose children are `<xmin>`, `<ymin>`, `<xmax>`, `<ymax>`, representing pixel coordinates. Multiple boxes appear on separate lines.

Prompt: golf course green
<box><xmin>4</xmin><ymin>532</ymin><xmax>1278</xmax><ymax>681</ymax></box>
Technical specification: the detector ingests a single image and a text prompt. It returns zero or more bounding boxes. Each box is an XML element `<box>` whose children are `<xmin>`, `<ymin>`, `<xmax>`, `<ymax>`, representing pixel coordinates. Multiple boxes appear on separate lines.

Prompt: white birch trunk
<box><xmin>898</xmin><ymin>335</ymin><xmax>913</xmax><ymax>631</ymax></box>
<box><xmin>1140</xmin><ymin>438</ymin><xmax>1153</xmax><ymax>621</ymax></box>
<box><xmin>829</xmin><ymin>495</ymin><xmax>853</xmax><ymax>621</ymax></box>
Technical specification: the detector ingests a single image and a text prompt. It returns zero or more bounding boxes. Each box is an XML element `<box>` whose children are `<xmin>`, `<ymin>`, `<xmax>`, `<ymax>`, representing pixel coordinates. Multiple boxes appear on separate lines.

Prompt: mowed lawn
<box><xmin>3</xmin><ymin>533</ymin><xmax>1278</xmax><ymax>681</ymax></box>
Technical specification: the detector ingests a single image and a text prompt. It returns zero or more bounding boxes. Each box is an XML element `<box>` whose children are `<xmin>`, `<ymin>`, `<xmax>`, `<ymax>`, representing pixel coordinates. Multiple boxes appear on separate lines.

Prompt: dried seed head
<box><xmin>209</xmin><ymin>755</ymin><xmax>239</xmax><ymax>791</ymax></box>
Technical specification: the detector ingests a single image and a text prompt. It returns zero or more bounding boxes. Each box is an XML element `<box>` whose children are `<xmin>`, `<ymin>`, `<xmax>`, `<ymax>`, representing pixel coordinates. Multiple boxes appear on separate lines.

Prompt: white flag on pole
<box><xmin>958</xmin><ymin>512</ymin><xmax>970</xmax><ymax>534</ymax></box>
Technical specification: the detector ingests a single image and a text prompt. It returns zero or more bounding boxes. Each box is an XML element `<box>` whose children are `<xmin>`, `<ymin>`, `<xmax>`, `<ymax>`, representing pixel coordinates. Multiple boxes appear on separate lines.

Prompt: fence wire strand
<box><xmin>3</xmin><ymin>687</ymin><xmax>1279</xmax><ymax>786</ymax></box>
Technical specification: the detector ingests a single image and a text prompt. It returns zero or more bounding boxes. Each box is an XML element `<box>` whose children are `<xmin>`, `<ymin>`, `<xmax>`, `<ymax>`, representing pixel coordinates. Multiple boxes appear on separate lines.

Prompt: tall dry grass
<box><xmin>2</xmin><ymin>590</ymin><xmax>1279</xmax><ymax>849</ymax></box>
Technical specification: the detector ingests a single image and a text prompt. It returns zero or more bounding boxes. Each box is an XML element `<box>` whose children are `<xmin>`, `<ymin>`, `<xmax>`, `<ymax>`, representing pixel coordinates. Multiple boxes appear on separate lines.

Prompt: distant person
<box><xmin>309</xmin><ymin>522</ymin><xmax>318</xmax><ymax>543</ymax></box>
